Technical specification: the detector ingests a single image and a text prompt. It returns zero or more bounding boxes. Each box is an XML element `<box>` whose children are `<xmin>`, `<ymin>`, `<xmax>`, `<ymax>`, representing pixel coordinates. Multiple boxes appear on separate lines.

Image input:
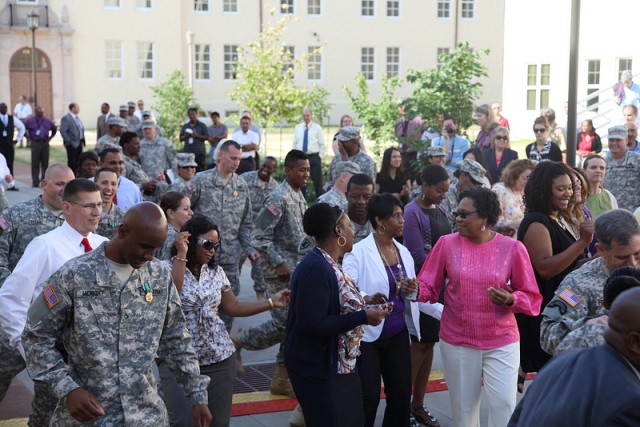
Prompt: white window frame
<box><xmin>103</xmin><ymin>0</ymin><xmax>121</xmax><ymax>9</ymax></box>
<box><xmin>526</xmin><ymin>64</ymin><xmax>550</xmax><ymax>111</ymax></box>
<box><xmin>16</xmin><ymin>0</ymin><xmax>38</xmax><ymax>5</ymax></box>
<box><xmin>223</xmin><ymin>45</ymin><xmax>238</xmax><ymax>80</ymax></box>
<box><xmin>361</xmin><ymin>0</ymin><xmax>375</xmax><ymax>17</ymax></box>
<box><xmin>386</xmin><ymin>0</ymin><xmax>399</xmax><ymax>17</ymax></box>
<box><xmin>386</xmin><ymin>47</ymin><xmax>400</xmax><ymax>77</ymax></box>
<box><xmin>137</xmin><ymin>41</ymin><xmax>155</xmax><ymax>80</ymax></box>
<box><xmin>436</xmin><ymin>47</ymin><xmax>449</xmax><ymax>69</ymax></box>
<box><xmin>223</xmin><ymin>0</ymin><xmax>238</xmax><ymax>13</ymax></box>
<box><xmin>281</xmin><ymin>0</ymin><xmax>294</xmax><ymax>14</ymax></box>
<box><xmin>307</xmin><ymin>46</ymin><xmax>321</xmax><ymax>81</ymax></box>
<box><xmin>361</xmin><ymin>47</ymin><xmax>375</xmax><ymax>81</ymax></box>
<box><xmin>195</xmin><ymin>44</ymin><xmax>211</xmax><ymax>81</ymax></box>
<box><xmin>617</xmin><ymin>58</ymin><xmax>633</xmax><ymax>80</ymax></box>
<box><xmin>282</xmin><ymin>46</ymin><xmax>295</xmax><ymax>73</ymax></box>
<box><xmin>135</xmin><ymin>0</ymin><xmax>153</xmax><ymax>9</ymax></box>
<box><xmin>586</xmin><ymin>59</ymin><xmax>601</xmax><ymax>112</ymax></box>
<box><xmin>194</xmin><ymin>0</ymin><xmax>209</xmax><ymax>13</ymax></box>
<box><xmin>437</xmin><ymin>0</ymin><xmax>450</xmax><ymax>18</ymax></box>
<box><xmin>461</xmin><ymin>0</ymin><xmax>474</xmax><ymax>19</ymax></box>
<box><xmin>105</xmin><ymin>40</ymin><xmax>123</xmax><ymax>80</ymax></box>
<box><xmin>308</xmin><ymin>0</ymin><xmax>321</xmax><ymax>15</ymax></box>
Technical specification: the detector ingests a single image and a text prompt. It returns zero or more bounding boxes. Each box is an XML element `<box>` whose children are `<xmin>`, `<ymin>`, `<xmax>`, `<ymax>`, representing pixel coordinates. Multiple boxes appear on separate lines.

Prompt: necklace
<box><xmin>374</xmin><ymin>237</ymin><xmax>404</xmax><ymax>287</ymax></box>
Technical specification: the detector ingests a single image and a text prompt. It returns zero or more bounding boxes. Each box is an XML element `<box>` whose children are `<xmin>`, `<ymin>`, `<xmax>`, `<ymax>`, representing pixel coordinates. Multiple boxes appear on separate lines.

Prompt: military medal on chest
<box><xmin>143</xmin><ymin>282</ymin><xmax>153</xmax><ymax>302</ymax></box>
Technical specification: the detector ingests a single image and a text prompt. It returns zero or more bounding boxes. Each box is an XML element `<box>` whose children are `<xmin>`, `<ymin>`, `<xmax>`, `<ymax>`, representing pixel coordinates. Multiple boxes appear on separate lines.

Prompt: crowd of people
<box><xmin>0</xmin><ymin>95</ymin><xmax>638</xmax><ymax>427</ymax></box>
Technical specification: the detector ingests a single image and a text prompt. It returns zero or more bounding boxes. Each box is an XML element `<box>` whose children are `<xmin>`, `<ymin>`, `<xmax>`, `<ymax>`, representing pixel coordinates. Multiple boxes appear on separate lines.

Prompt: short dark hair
<box><xmin>367</xmin><ymin>193</ymin><xmax>403</xmax><ymax>229</ymax></box>
<box><xmin>459</xmin><ymin>187</ymin><xmax>501</xmax><ymax>227</ymax></box>
<box><xmin>210</xmin><ymin>111</ymin><xmax>220</xmax><ymax>118</ymax></box>
<box><xmin>524</xmin><ymin>161</ymin><xmax>570</xmax><ymax>215</ymax></box>
<box><xmin>420</xmin><ymin>165</ymin><xmax>449</xmax><ymax>186</ymax></box>
<box><xmin>119</xmin><ymin>131</ymin><xmax>139</xmax><ymax>147</ymax></box>
<box><xmin>442</xmin><ymin>114</ymin><xmax>457</xmax><ymax>125</ymax></box>
<box><xmin>303</xmin><ymin>203</ymin><xmax>342</xmax><ymax>242</ymax></box>
<box><xmin>99</xmin><ymin>147</ymin><xmax>122</xmax><ymax>162</ymax></box>
<box><xmin>173</xmin><ymin>215</ymin><xmax>220</xmax><ymax>270</ymax></box>
<box><xmin>347</xmin><ymin>173</ymin><xmax>374</xmax><ymax>194</ymax></box>
<box><xmin>284</xmin><ymin>149</ymin><xmax>309</xmax><ymax>168</ymax></box>
<box><xmin>603</xmin><ymin>267</ymin><xmax>640</xmax><ymax>308</ymax></box>
<box><xmin>94</xmin><ymin>167</ymin><xmax>117</xmax><ymax>183</ymax></box>
<box><xmin>219</xmin><ymin>140</ymin><xmax>241</xmax><ymax>152</ymax></box>
<box><xmin>264</xmin><ymin>156</ymin><xmax>277</xmax><ymax>165</ymax></box>
<box><xmin>62</xmin><ymin>179</ymin><xmax>100</xmax><ymax>201</ymax></box>
<box><xmin>68</xmin><ymin>103</ymin><xmax>77</xmax><ymax>111</ymax></box>
<box><xmin>595</xmin><ymin>209</ymin><xmax>640</xmax><ymax>249</ymax></box>
<box><xmin>160</xmin><ymin>191</ymin><xmax>189</xmax><ymax>218</ymax></box>
<box><xmin>77</xmin><ymin>151</ymin><xmax>99</xmax><ymax>170</ymax></box>
<box><xmin>463</xmin><ymin>148</ymin><xmax>488</xmax><ymax>172</ymax></box>
<box><xmin>188</xmin><ymin>107</ymin><xmax>198</xmax><ymax>115</ymax></box>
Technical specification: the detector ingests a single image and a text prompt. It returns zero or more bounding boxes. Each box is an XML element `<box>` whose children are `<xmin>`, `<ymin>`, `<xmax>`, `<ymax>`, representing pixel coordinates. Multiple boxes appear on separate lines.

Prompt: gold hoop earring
<box><xmin>337</xmin><ymin>235</ymin><xmax>347</xmax><ymax>247</ymax></box>
<box><xmin>379</xmin><ymin>224</ymin><xmax>386</xmax><ymax>235</ymax></box>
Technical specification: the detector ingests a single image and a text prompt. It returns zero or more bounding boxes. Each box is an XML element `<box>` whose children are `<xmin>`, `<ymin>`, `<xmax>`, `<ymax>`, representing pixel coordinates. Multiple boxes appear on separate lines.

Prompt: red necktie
<box><xmin>113</xmin><ymin>194</ymin><xmax>118</xmax><ymax>205</ymax></box>
<box><xmin>81</xmin><ymin>237</ymin><xmax>92</xmax><ymax>253</ymax></box>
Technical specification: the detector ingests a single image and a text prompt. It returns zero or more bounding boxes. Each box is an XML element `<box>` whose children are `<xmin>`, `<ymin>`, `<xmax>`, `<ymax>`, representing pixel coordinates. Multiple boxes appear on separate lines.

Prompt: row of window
<box><xmin>101</xmin><ymin>0</ymin><xmax>475</xmax><ymax>18</ymax></box>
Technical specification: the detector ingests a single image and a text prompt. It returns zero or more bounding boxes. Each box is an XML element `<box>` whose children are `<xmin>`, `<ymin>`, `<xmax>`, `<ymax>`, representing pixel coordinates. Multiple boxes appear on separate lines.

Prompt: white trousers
<box><xmin>440</xmin><ymin>340</ymin><xmax>519</xmax><ymax>427</ymax></box>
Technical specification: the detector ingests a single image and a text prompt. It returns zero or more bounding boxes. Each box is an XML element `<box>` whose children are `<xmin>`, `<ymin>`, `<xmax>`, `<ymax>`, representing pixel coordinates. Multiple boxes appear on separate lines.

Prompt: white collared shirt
<box><xmin>292</xmin><ymin>121</ymin><xmax>325</xmax><ymax>156</ymax></box>
<box><xmin>231</xmin><ymin>129</ymin><xmax>260</xmax><ymax>159</ymax></box>
<box><xmin>0</xmin><ymin>115</ymin><xmax>25</xmax><ymax>141</ymax></box>
<box><xmin>0</xmin><ymin>221</ymin><xmax>108</xmax><ymax>355</ymax></box>
<box><xmin>13</xmin><ymin>102</ymin><xmax>32</xmax><ymax>120</ymax></box>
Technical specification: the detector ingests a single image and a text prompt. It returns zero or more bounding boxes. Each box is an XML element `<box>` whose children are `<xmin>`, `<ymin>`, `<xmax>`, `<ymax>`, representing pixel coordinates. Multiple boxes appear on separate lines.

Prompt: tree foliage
<box><xmin>404</xmin><ymin>42</ymin><xmax>489</xmax><ymax>134</ymax></box>
<box><xmin>343</xmin><ymin>73</ymin><xmax>402</xmax><ymax>156</ymax></box>
<box><xmin>227</xmin><ymin>10</ymin><xmax>331</xmax><ymax>139</ymax></box>
<box><xmin>151</xmin><ymin>70</ymin><xmax>199</xmax><ymax>143</ymax></box>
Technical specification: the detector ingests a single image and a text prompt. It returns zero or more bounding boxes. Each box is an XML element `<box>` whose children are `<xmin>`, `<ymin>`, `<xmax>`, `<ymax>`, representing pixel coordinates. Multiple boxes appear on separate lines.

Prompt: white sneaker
<box><xmin>289</xmin><ymin>404</ymin><xmax>305</xmax><ymax>427</ymax></box>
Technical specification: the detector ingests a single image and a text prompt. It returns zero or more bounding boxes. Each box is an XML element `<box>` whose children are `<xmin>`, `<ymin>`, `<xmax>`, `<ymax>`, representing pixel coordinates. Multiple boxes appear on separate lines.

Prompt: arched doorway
<box><xmin>9</xmin><ymin>48</ymin><xmax>53</xmax><ymax>120</ymax></box>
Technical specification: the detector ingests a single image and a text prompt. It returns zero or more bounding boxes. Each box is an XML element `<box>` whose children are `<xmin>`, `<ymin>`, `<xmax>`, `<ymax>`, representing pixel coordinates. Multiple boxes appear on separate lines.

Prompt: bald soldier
<box><xmin>23</xmin><ymin>203</ymin><xmax>211</xmax><ymax>426</ymax></box>
<box><xmin>509</xmin><ymin>287</ymin><xmax>640</xmax><ymax>426</ymax></box>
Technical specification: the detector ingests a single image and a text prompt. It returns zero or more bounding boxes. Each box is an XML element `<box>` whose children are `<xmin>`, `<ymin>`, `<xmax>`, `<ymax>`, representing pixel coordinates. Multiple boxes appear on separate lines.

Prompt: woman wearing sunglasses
<box><xmin>160</xmin><ymin>215</ymin><xmax>290</xmax><ymax>427</ymax></box>
<box><xmin>416</xmin><ymin>188</ymin><xmax>541</xmax><ymax>427</ymax></box>
<box><xmin>485</xmin><ymin>126</ymin><xmax>519</xmax><ymax>184</ymax></box>
<box><xmin>525</xmin><ymin>116</ymin><xmax>563</xmax><ymax>163</ymax></box>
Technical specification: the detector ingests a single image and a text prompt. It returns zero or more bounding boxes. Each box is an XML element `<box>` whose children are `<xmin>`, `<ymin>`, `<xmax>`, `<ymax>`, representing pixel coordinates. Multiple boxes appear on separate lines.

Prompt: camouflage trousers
<box><xmin>0</xmin><ymin>333</ymin><xmax>58</xmax><ymax>426</ymax></box>
<box><xmin>238</xmin><ymin>254</ymin><xmax>266</xmax><ymax>294</ymax></box>
<box><xmin>239</xmin><ymin>277</ymin><xmax>289</xmax><ymax>364</ymax></box>
<box><xmin>218</xmin><ymin>261</ymin><xmax>240</xmax><ymax>333</ymax></box>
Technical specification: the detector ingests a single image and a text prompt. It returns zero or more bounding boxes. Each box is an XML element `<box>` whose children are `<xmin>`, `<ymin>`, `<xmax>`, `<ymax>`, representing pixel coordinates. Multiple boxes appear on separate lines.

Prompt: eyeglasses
<box><xmin>67</xmin><ymin>201</ymin><xmax>103</xmax><ymax>211</ymax></box>
<box><xmin>534</xmin><ymin>128</ymin><xmax>547</xmax><ymax>133</ymax></box>
<box><xmin>197</xmin><ymin>237</ymin><xmax>220</xmax><ymax>251</ymax></box>
<box><xmin>452</xmin><ymin>210</ymin><xmax>478</xmax><ymax>219</ymax></box>
<box><xmin>495</xmin><ymin>135</ymin><xmax>508</xmax><ymax>141</ymax></box>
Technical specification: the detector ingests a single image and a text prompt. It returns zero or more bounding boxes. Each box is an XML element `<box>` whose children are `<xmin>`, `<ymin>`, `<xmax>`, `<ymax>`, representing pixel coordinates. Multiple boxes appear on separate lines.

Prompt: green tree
<box><xmin>151</xmin><ymin>70</ymin><xmax>199</xmax><ymax>143</ymax></box>
<box><xmin>343</xmin><ymin>73</ymin><xmax>402</xmax><ymax>157</ymax></box>
<box><xmin>405</xmin><ymin>42</ymin><xmax>489</xmax><ymax>134</ymax></box>
<box><xmin>227</xmin><ymin>11</ymin><xmax>331</xmax><ymax>148</ymax></box>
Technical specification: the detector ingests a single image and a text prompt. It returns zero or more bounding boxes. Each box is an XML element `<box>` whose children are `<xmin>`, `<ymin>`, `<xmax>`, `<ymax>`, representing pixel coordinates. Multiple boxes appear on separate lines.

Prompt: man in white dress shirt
<box><xmin>13</xmin><ymin>96</ymin><xmax>32</xmax><ymax>148</ymax></box>
<box><xmin>98</xmin><ymin>147</ymin><xmax>143</xmax><ymax>210</ymax></box>
<box><xmin>0</xmin><ymin>178</ymin><xmax>108</xmax><ymax>425</ymax></box>
<box><xmin>292</xmin><ymin>107</ymin><xmax>325</xmax><ymax>197</ymax></box>
<box><xmin>231</xmin><ymin>115</ymin><xmax>260</xmax><ymax>174</ymax></box>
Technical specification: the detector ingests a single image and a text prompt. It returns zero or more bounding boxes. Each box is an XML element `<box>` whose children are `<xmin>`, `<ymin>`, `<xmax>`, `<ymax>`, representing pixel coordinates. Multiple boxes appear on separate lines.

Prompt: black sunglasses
<box><xmin>197</xmin><ymin>237</ymin><xmax>220</xmax><ymax>251</ymax></box>
<box><xmin>452</xmin><ymin>210</ymin><xmax>478</xmax><ymax>219</ymax></box>
<box><xmin>533</xmin><ymin>128</ymin><xmax>547</xmax><ymax>133</ymax></box>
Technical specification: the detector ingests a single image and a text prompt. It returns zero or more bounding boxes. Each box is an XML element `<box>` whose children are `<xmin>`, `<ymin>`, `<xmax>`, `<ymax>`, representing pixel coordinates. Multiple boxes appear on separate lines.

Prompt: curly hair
<box><xmin>562</xmin><ymin>167</ymin><xmax>589</xmax><ymax>226</ymax></box>
<box><xmin>303</xmin><ymin>203</ymin><xmax>342</xmax><ymax>243</ymax></box>
<box><xmin>523</xmin><ymin>161</ymin><xmax>571</xmax><ymax>215</ymax></box>
<box><xmin>501</xmin><ymin>159</ymin><xmax>536</xmax><ymax>189</ymax></box>
<box><xmin>171</xmin><ymin>215</ymin><xmax>220</xmax><ymax>271</ymax></box>
<box><xmin>603</xmin><ymin>266</ymin><xmax>640</xmax><ymax>308</ymax></box>
<box><xmin>459</xmin><ymin>187</ymin><xmax>501</xmax><ymax>226</ymax></box>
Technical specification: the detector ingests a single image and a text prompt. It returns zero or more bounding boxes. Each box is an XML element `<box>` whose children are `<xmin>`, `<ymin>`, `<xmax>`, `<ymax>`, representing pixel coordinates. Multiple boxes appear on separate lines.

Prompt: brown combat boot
<box><xmin>270</xmin><ymin>364</ymin><xmax>295</xmax><ymax>398</ymax></box>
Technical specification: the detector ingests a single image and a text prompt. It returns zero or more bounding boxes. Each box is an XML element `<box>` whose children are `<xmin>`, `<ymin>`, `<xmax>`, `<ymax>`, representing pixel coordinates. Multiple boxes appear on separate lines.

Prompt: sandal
<box><xmin>517</xmin><ymin>374</ymin><xmax>526</xmax><ymax>394</ymax></box>
<box><xmin>411</xmin><ymin>405</ymin><xmax>440</xmax><ymax>427</ymax></box>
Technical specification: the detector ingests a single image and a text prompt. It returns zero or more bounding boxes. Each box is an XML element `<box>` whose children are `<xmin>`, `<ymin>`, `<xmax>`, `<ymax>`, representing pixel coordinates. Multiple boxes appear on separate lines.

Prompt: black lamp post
<box><xmin>27</xmin><ymin>9</ymin><xmax>40</xmax><ymax>108</ymax></box>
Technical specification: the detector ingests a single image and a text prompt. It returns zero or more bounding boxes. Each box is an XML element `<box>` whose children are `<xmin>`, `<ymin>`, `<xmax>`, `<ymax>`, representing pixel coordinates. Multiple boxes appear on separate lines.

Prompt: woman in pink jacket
<box><xmin>416</xmin><ymin>187</ymin><xmax>541</xmax><ymax>427</ymax></box>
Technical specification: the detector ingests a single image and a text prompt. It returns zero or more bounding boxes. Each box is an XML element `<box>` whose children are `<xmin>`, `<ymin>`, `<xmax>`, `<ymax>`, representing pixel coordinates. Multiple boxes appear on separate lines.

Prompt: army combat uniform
<box><xmin>316</xmin><ymin>187</ymin><xmax>348</xmax><ymax>210</ymax></box>
<box><xmin>167</xmin><ymin>175</ymin><xmax>196</xmax><ymax>199</ymax></box>
<box><xmin>540</xmin><ymin>257</ymin><xmax>610</xmax><ymax>355</ymax></box>
<box><xmin>326</xmin><ymin>151</ymin><xmax>376</xmax><ymax>190</ymax></box>
<box><xmin>96</xmin><ymin>204</ymin><xmax>125</xmax><ymax>240</ymax></box>
<box><xmin>122</xmin><ymin>155</ymin><xmax>168</xmax><ymax>204</ymax></box>
<box><xmin>239</xmin><ymin>180</ymin><xmax>306</xmax><ymax>363</ymax></box>
<box><xmin>139</xmin><ymin>136</ymin><xmax>177</xmax><ymax>180</ymax></box>
<box><xmin>239</xmin><ymin>170</ymin><xmax>278</xmax><ymax>296</ymax></box>
<box><xmin>603</xmin><ymin>151</ymin><xmax>640</xmax><ymax>212</ymax></box>
<box><xmin>22</xmin><ymin>244</ymin><xmax>209</xmax><ymax>426</ymax></box>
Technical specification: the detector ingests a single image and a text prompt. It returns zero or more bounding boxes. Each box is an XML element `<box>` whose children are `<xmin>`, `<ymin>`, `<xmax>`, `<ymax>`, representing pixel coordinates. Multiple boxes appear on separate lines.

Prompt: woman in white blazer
<box><xmin>343</xmin><ymin>193</ymin><xmax>420</xmax><ymax>427</ymax></box>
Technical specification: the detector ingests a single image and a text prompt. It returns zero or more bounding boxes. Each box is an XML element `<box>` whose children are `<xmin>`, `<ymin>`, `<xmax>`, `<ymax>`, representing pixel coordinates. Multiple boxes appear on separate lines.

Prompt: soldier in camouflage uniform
<box><xmin>95</xmin><ymin>116</ymin><xmax>126</xmax><ymax>153</ymax></box>
<box><xmin>240</xmin><ymin>156</ymin><xmax>279</xmax><ymax>298</ymax></box>
<box><xmin>317</xmin><ymin>160</ymin><xmax>360</xmax><ymax>210</ymax></box>
<box><xmin>602</xmin><ymin>124</ymin><xmax>640</xmax><ymax>211</ymax></box>
<box><xmin>22</xmin><ymin>203</ymin><xmax>211</xmax><ymax>426</ymax></box>
<box><xmin>166</xmin><ymin>153</ymin><xmax>198</xmax><ymax>198</ymax></box>
<box><xmin>326</xmin><ymin>126</ymin><xmax>376</xmax><ymax>189</ymax></box>
<box><xmin>94</xmin><ymin>168</ymin><xmax>125</xmax><ymax>240</ymax></box>
<box><xmin>540</xmin><ymin>209</ymin><xmax>640</xmax><ymax>355</ymax></box>
<box><xmin>234</xmin><ymin>150</ymin><xmax>309</xmax><ymax>397</ymax></box>
<box><xmin>346</xmin><ymin>173</ymin><xmax>375</xmax><ymax>244</ymax></box>
<box><xmin>120</xmin><ymin>131</ymin><xmax>167</xmax><ymax>203</ymax></box>
<box><xmin>189</xmin><ymin>141</ymin><xmax>257</xmax><ymax>330</ymax></box>
<box><xmin>139</xmin><ymin>120</ymin><xmax>177</xmax><ymax>181</ymax></box>
<box><xmin>125</xmin><ymin>101</ymin><xmax>141</xmax><ymax>133</ymax></box>
<box><xmin>441</xmin><ymin>159</ymin><xmax>486</xmax><ymax>229</ymax></box>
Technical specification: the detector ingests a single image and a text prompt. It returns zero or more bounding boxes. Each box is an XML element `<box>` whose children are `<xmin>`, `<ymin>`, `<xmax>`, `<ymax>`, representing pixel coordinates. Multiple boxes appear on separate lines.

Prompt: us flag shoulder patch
<box><xmin>0</xmin><ymin>215</ymin><xmax>10</xmax><ymax>231</ymax></box>
<box><xmin>43</xmin><ymin>285</ymin><xmax>60</xmax><ymax>309</ymax></box>
<box><xmin>558</xmin><ymin>288</ymin><xmax>582</xmax><ymax>308</ymax></box>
